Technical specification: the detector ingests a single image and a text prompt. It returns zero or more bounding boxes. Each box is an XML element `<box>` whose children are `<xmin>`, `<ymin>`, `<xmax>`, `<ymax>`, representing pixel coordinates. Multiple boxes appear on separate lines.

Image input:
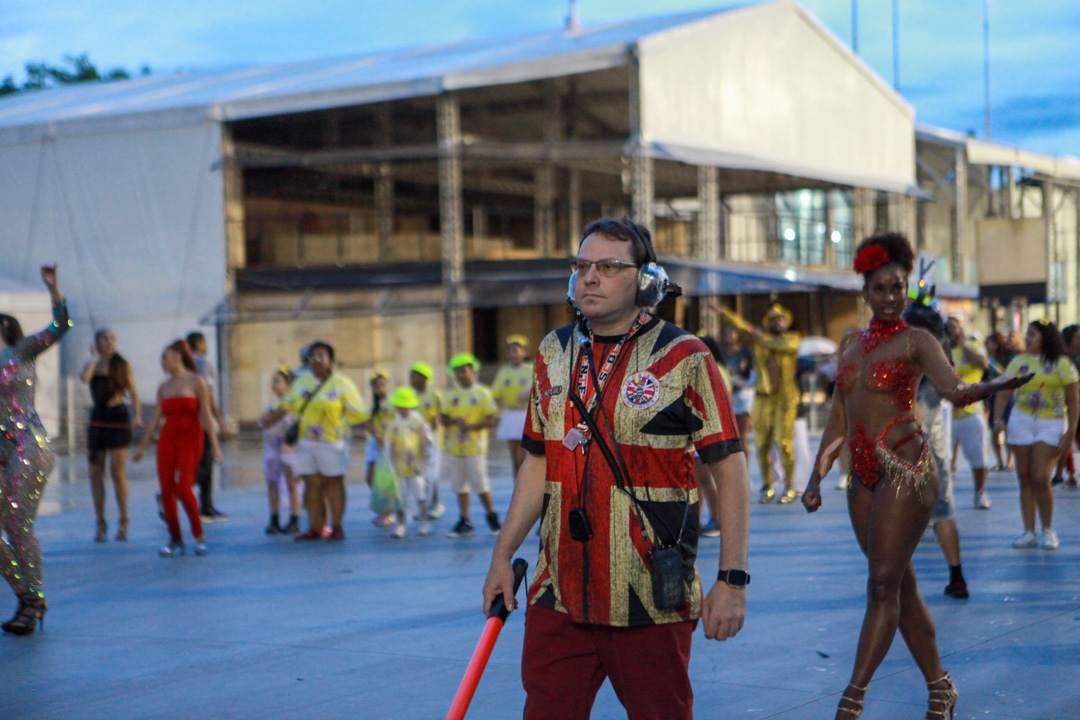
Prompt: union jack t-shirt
<box><xmin>522</xmin><ymin>317</ymin><xmax>743</xmax><ymax>627</ymax></box>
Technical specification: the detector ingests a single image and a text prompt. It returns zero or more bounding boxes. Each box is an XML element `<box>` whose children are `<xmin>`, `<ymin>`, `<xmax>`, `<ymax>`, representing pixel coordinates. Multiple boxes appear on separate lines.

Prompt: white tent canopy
<box><xmin>0</xmin><ymin>0</ymin><xmax>922</xmax><ymax>405</ymax></box>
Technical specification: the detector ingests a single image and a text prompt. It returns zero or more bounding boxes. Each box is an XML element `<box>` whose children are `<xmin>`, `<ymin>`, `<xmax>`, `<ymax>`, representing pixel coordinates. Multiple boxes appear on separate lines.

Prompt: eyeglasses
<box><xmin>569</xmin><ymin>258</ymin><xmax>640</xmax><ymax>277</ymax></box>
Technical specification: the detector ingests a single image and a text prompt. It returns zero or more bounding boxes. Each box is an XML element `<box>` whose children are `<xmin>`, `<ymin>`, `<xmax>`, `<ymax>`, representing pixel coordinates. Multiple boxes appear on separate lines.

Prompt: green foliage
<box><xmin>0</xmin><ymin>53</ymin><xmax>147</xmax><ymax>96</ymax></box>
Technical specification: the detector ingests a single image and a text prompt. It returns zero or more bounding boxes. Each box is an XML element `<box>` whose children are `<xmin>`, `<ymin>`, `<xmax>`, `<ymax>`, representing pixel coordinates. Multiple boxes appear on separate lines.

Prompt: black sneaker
<box><xmin>265</xmin><ymin>521</ymin><xmax>282</xmax><ymax>535</ymax></box>
<box><xmin>486</xmin><ymin>511</ymin><xmax>501</xmax><ymax>534</ymax></box>
<box><xmin>447</xmin><ymin>518</ymin><xmax>474</xmax><ymax>538</ymax></box>
<box><xmin>282</xmin><ymin>518</ymin><xmax>300</xmax><ymax>534</ymax></box>
<box><xmin>211</xmin><ymin>509</ymin><xmax>230</xmax><ymax>521</ymax></box>
<box><xmin>1051</xmin><ymin>475</ymin><xmax>1064</xmax><ymax>486</ymax></box>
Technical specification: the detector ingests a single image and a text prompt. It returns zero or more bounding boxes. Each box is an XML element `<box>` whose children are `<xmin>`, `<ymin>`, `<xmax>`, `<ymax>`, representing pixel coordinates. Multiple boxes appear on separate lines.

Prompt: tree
<box><xmin>0</xmin><ymin>53</ymin><xmax>147</xmax><ymax>97</ymax></box>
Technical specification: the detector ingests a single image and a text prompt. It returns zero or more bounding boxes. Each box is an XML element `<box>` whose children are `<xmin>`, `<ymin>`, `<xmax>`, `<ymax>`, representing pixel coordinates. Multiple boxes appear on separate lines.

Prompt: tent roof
<box><xmin>917</xmin><ymin>125</ymin><xmax>1080</xmax><ymax>182</ymax></box>
<box><xmin>0</xmin><ymin>7</ymin><xmax>728</xmax><ymax>138</ymax></box>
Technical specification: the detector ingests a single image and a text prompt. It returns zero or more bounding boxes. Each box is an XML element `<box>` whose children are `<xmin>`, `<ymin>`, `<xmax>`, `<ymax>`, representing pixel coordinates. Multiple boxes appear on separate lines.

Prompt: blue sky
<box><xmin>3</xmin><ymin>0</ymin><xmax>1079</xmax><ymax>157</ymax></box>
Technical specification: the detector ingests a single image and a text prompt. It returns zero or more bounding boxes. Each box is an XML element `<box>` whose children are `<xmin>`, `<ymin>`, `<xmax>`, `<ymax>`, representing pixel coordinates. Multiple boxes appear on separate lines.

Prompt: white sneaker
<box><xmin>975</xmin><ymin>491</ymin><xmax>992</xmax><ymax>510</ymax></box>
<box><xmin>1012</xmin><ymin>530</ymin><xmax>1038</xmax><ymax>549</ymax></box>
<box><xmin>418</xmin><ymin>521</ymin><xmax>432</xmax><ymax>537</ymax></box>
<box><xmin>392</xmin><ymin>524</ymin><xmax>406</xmax><ymax>539</ymax></box>
<box><xmin>1040</xmin><ymin>528</ymin><xmax>1060</xmax><ymax>551</ymax></box>
<box><xmin>430</xmin><ymin>501</ymin><xmax>447</xmax><ymax>519</ymax></box>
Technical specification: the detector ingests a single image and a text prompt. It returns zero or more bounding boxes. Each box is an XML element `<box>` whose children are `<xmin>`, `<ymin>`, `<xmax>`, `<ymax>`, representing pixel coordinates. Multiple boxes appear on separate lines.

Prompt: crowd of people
<box><xmin>1</xmin><ymin>219</ymin><xmax>1076</xmax><ymax>720</ymax></box>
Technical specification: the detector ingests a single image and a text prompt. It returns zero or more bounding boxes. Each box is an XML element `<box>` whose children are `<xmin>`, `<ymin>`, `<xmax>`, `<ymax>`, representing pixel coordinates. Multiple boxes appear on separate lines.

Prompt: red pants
<box><xmin>157</xmin><ymin>425</ymin><xmax>204</xmax><ymax>543</ymax></box>
<box><xmin>521</xmin><ymin>605</ymin><xmax>695</xmax><ymax>720</ymax></box>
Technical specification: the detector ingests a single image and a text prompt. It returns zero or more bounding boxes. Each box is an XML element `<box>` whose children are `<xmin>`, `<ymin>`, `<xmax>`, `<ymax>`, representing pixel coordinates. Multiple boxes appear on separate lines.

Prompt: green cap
<box><xmin>389</xmin><ymin>386</ymin><xmax>420</xmax><ymax>409</ymax></box>
<box><xmin>449</xmin><ymin>352</ymin><xmax>480</xmax><ymax>371</ymax></box>
<box><xmin>409</xmin><ymin>362</ymin><xmax>434</xmax><ymax>379</ymax></box>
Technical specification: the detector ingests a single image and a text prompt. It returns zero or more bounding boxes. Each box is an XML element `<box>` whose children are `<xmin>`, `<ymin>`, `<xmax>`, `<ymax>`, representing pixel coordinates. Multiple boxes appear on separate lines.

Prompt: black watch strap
<box><xmin>718</xmin><ymin>568</ymin><xmax>750</xmax><ymax>587</ymax></box>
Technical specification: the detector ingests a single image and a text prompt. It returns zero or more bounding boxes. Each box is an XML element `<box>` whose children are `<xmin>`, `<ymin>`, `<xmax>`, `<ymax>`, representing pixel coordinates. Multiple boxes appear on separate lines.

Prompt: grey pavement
<box><xmin>3</xmin><ymin>435</ymin><xmax>1079</xmax><ymax>720</ymax></box>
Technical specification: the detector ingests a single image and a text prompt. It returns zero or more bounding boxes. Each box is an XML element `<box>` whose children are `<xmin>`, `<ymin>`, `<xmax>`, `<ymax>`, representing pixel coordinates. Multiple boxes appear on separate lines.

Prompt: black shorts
<box><xmin>88</xmin><ymin>405</ymin><xmax>132</xmax><ymax>461</ymax></box>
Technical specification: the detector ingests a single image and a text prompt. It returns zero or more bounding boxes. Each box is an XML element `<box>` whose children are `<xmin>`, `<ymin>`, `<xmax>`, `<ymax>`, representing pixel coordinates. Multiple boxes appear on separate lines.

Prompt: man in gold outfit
<box><xmin>720</xmin><ymin>304</ymin><xmax>801</xmax><ymax>503</ymax></box>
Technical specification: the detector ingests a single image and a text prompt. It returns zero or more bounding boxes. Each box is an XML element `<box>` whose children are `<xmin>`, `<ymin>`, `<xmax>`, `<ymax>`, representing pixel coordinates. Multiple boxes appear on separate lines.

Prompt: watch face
<box><xmin>726</xmin><ymin>569</ymin><xmax>749</xmax><ymax>586</ymax></box>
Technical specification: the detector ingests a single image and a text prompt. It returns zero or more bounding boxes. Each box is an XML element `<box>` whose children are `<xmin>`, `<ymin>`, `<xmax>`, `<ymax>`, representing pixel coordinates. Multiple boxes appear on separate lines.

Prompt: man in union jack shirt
<box><xmin>483</xmin><ymin>217</ymin><xmax>752</xmax><ymax>719</ymax></box>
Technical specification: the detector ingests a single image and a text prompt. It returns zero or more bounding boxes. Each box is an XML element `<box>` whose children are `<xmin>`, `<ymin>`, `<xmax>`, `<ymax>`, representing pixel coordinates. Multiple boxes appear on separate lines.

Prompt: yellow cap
<box><xmin>389</xmin><ymin>386</ymin><xmax>419</xmax><ymax>409</ymax></box>
<box><xmin>505</xmin><ymin>333</ymin><xmax>528</xmax><ymax>347</ymax></box>
<box><xmin>449</xmin><ymin>352</ymin><xmax>480</xmax><ymax>370</ymax></box>
<box><xmin>370</xmin><ymin>369</ymin><xmax>389</xmax><ymax>381</ymax></box>
<box><xmin>409</xmin><ymin>362</ymin><xmax>434</xmax><ymax>379</ymax></box>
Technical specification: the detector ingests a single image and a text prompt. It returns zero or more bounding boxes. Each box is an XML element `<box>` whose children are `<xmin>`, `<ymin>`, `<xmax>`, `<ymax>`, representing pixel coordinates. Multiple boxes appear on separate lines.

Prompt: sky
<box><xmin>3</xmin><ymin>0</ymin><xmax>1079</xmax><ymax>157</ymax></box>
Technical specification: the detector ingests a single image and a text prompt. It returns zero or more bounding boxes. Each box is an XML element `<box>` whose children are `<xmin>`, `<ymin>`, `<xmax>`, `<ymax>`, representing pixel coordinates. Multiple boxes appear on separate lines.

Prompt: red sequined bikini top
<box><xmin>836</xmin><ymin>318</ymin><xmax>916</xmax><ymax>410</ymax></box>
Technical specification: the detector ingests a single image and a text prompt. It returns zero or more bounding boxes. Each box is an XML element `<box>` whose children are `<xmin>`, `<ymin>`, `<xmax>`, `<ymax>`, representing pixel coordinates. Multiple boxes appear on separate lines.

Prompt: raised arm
<box><xmin>16</xmin><ymin>265</ymin><xmax>71</xmax><ymax>361</ymax></box>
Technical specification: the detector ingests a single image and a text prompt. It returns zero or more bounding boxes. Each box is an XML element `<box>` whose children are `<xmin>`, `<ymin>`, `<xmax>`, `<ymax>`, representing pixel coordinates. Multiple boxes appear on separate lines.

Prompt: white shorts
<box><xmin>1007</xmin><ymin>412</ymin><xmax>1066</xmax><ymax>447</ymax></box>
<box><xmin>295</xmin><ymin>440</ymin><xmax>350</xmax><ymax>477</ymax></box>
<box><xmin>397</xmin><ymin>475</ymin><xmax>429</xmax><ymax>504</ymax></box>
<box><xmin>731</xmin><ymin>387</ymin><xmax>755</xmax><ymax>416</ymax></box>
<box><xmin>444</xmin><ymin>454</ymin><xmax>490</xmax><ymax>495</ymax></box>
<box><xmin>952</xmin><ymin>413</ymin><xmax>989</xmax><ymax>470</ymax></box>
<box><xmin>425</xmin><ymin>444</ymin><xmax>442</xmax><ymax>487</ymax></box>
<box><xmin>365</xmin><ymin>434</ymin><xmax>381</xmax><ymax>464</ymax></box>
<box><xmin>263</xmin><ymin>451</ymin><xmax>296</xmax><ymax>496</ymax></box>
<box><xmin>496</xmin><ymin>410</ymin><xmax>528</xmax><ymax>441</ymax></box>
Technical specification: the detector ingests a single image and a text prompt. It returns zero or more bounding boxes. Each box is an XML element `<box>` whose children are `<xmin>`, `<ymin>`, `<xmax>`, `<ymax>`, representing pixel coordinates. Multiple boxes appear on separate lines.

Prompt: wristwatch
<box><xmin>717</xmin><ymin>568</ymin><xmax>751</xmax><ymax>588</ymax></box>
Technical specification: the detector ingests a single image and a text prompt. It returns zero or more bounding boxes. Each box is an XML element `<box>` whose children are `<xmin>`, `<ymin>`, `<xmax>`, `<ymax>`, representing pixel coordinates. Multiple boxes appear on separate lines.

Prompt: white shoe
<box><xmin>1040</xmin><ymin>528</ymin><xmax>1060</xmax><ymax>551</ymax></box>
<box><xmin>418</xmin><ymin>521</ymin><xmax>432</xmax><ymax>536</ymax></box>
<box><xmin>392</xmin><ymin>524</ymin><xmax>406</xmax><ymax>539</ymax></box>
<box><xmin>975</xmin><ymin>490</ymin><xmax>992</xmax><ymax>510</ymax></box>
<box><xmin>1012</xmin><ymin>531</ymin><xmax>1038</xmax><ymax>549</ymax></box>
<box><xmin>429</xmin><ymin>501</ymin><xmax>446</xmax><ymax>519</ymax></box>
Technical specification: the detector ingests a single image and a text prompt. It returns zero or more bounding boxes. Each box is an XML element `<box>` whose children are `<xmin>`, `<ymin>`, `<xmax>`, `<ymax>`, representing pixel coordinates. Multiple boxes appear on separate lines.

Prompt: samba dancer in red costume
<box><xmin>803</xmin><ymin>233</ymin><xmax>1032</xmax><ymax>720</ymax></box>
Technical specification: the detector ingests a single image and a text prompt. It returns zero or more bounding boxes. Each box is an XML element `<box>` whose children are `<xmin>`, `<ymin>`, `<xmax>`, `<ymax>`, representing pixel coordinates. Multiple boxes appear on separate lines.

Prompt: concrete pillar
<box><xmin>219</xmin><ymin>125</ymin><xmax>244</xmax><ymax>425</ymax></box>
<box><xmin>568</xmin><ymin>168</ymin><xmax>582</xmax><ymax>254</ymax></box>
<box><xmin>438</xmin><ymin>93</ymin><xmax>467</xmax><ymax>355</ymax></box>
<box><xmin>534</xmin><ymin>164</ymin><xmax>556</xmax><ymax>258</ymax></box>
<box><xmin>1043</xmin><ymin>179</ymin><xmax>1059</xmax><ymax>315</ymax></box>
<box><xmin>376</xmin><ymin>106</ymin><xmax>394</xmax><ymax>262</ymax></box>
<box><xmin>954</xmin><ymin>146</ymin><xmax>969</xmax><ymax>284</ymax></box>
<box><xmin>696</xmin><ymin>166</ymin><xmax>721</xmax><ymax>337</ymax></box>
<box><xmin>627</xmin><ymin>52</ymin><xmax>653</xmax><ymax>230</ymax></box>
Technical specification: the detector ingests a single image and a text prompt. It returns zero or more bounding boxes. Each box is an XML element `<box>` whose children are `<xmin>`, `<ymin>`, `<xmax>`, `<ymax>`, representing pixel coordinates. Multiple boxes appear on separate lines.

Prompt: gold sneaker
<box><xmin>779</xmin><ymin>489</ymin><xmax>800</xmax><ymax>504</ymax></box>
<box><xmin>759</xmin><ymin>487</ymin><xmax>776</xmax><ymax>504</ymax></box>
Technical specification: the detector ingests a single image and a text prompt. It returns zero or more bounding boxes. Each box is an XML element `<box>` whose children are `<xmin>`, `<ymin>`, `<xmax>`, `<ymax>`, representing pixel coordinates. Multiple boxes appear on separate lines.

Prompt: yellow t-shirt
<box><xmin>491</xmin><ymin>362</ymin><xmax>534</xmax><ymax>410</ymax></box>
<box><xmin>417</xmin><ymin>388</ymin><xmax>442</xmax><ymax>427</ymax></box>
<box><xmin>951</xmin><ymin>339</ymin><xmax>988</xmax><ymax>418</ymax></box>
<box><xmin>370</xmin><ymin>401</ymin><xmax>395</xmax><ymax>436</ymax></box>
<box><xmin>442</xmin><ymin>383</ymin><xmax>498</xmax><ymax>456</ymax></box>
<box><xmin>279</xmin><ymin>373</ymin><xmax>369</xmax><ymax>443</ymax></box>
<box><xmin>386</xmin><ymin>411</ymin><xmax>430</xmax><ymax>478</ymax></box>
<box><xmin>1004</xmin><ymin>353</ymin><xmax>1079</xmax><ymax>420</ymax></box>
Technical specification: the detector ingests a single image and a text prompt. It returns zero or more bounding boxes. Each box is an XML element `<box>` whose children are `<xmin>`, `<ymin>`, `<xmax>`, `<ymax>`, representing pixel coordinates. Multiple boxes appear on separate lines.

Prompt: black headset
<box><xmin>568</xmin><ymin>221</ymin><xmax>682</xmax><ymax>312</ymax></box>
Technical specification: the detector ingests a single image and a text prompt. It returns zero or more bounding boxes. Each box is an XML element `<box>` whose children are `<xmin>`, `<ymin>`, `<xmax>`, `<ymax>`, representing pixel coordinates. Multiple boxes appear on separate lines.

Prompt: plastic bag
<box><xmin>369</xmin><ymin>456</ymin><xmax>403</xmax><ymax>515</ymax></box>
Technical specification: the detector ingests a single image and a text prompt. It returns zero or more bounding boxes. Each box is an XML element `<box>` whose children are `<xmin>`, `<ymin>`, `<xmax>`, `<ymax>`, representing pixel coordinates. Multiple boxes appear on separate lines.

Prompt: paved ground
<box><xmin>2</xmin><ymin>435</ymin><xmax>1079</xmax><ymax>720</ymax></box>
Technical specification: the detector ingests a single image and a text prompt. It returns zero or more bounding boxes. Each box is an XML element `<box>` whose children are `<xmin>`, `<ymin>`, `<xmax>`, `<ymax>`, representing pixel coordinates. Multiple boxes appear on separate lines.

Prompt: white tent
<box><xmin>0</xmin><ymin>0</ymin><xmax>917</xmax><ymax>403</ymax></box>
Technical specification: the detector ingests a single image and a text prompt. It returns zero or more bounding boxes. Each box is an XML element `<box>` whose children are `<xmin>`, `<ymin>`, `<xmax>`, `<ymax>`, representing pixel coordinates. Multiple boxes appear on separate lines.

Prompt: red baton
<box><xmin>446</xmin><ymin>558</ymin><xmax>529</xmax><ymax>720</ymax></box>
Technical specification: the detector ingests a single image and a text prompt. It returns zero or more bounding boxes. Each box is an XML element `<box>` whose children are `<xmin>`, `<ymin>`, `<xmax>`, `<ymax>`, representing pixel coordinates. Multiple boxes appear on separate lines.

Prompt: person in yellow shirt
<box><xmin>946</xmin><ymin>317</ymin><xmax>993</xmax><ymax>509</ymax></box>
<box><xmin>721</xmin><ymin>303</ymin><xmax>801</xmax><ymax>503</ymax></box>
<box><xmin>441</xmin><ymin>352</ymin><xmax>500</xmax><ymax>537</ymax></box>
<box><xmin>492</xmin><ymin>334</ymin><xmax>534</xmax><ymax>476</ymax></box>
<box><xmin>409</xmin><ymin>361</ymin><xmax>447</xmax><ymax>519</ymax></box>
<box><xmin>386</xmin><ymin>386</ymin><xmax>434</xmax><ymax>538</ymax></box>
<box><xmin>994</xmin><ymin>320</ymin><xmax>1079</xmax><ymax>551</ymax></box>
<box><xmin>261</xmin><ymin>341</ymin><xmax>370</xmax><ymax>541</ymax></box>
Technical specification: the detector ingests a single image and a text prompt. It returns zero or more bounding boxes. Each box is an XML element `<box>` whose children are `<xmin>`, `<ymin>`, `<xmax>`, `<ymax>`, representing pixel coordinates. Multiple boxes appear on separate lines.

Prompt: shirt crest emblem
<box><xmin>621</xmin><ymin>371</ymin><xmax>660</xmax><ymax>410</ymax></box>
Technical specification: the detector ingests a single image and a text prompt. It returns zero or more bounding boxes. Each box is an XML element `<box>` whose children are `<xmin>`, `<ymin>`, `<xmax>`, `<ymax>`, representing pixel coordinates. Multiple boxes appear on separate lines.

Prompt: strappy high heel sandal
<box><xmin>2</xmin><ymin>594</ymin><xmax>47</xmax><ymax>635</ymax></box>
<box><xmin>115</xmin><ymin>518</ymin><xmax>129</xmax><ymax>541</ymax></box>
<box><xmin>836</xmin><ymin>683</ymin><xmax>867</xmax><ymax>718</ymax></box>
<box><xmin>94</xmin><ymin>519</ymin><xmax>107</xmax><ymax>543</ymax></box>
<box><xmin>926</xmin><ymin>672</ymin><xmax>958</xmax><ymax>719</ymax></box>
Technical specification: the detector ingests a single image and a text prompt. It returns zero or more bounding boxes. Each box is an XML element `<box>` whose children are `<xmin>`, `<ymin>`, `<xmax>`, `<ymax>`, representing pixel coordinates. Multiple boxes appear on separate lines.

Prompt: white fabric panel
<box><xmin>0</xmin><ymin>121</ymin><xmax>226</xmax><ymax>403</ymax></box>
<box><xmin>638</xmin><ymin>2</ymin><xmax>915</xmax><ymax>191</ymax></box>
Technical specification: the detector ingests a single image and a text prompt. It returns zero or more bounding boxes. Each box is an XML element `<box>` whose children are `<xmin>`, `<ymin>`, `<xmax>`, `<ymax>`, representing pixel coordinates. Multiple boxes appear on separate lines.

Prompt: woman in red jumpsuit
<box><xmin>134</xmin><ymin>340</ymin><xmax>222</xmax><ymax>556</ymax></box>
<box><xmin>802</xmin><ymin>233</ymin><xmax>1032</xmax><ymax>719</ymax></box>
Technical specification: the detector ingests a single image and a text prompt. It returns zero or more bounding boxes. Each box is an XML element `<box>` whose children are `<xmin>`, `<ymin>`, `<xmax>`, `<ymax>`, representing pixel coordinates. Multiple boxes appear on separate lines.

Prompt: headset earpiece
<box><xmin>567</xmin><ymin>272</ymin><xmax>579</xmax><ymax>311</ymax></box>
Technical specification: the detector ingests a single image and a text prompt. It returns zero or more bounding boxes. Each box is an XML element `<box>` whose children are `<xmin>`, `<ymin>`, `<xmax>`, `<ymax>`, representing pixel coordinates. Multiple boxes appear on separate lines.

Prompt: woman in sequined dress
<box><xmin>801</xmin><ymin>234</ymin><xmax>1031</xmax><ymax>720</ymax></box>
<box><xmin>0</xmin><ymin>264</ymin><xmax>70</xmax><ymax>636</ymax></box>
